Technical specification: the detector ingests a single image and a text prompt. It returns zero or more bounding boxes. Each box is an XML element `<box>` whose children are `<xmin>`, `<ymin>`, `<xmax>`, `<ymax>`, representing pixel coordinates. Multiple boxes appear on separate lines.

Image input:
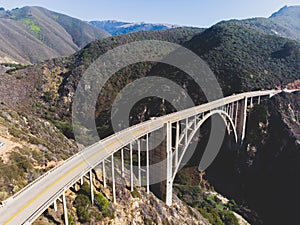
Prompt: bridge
<box><xmin>0</xmin><ymin>89</ymin><xmax>298</xmax><ymax>225</ymax></box>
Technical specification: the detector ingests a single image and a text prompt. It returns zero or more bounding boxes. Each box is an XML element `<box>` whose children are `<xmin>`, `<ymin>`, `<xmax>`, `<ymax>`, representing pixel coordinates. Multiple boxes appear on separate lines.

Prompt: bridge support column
<box><xmin>235</xmin><ymin>101</ymin><xmax>239</xmax><ymax>127</ymax></box>
<box><xmin>111</xmin><ymin>154</ymin><xmax>116</xmax><ymax>203</ymax></box>
<box><xmin>165</xmin><ymin>122</ymin><xmax>173</xmax><ymax>206</ymax></box>
<box><xmin>62</xmin><ymin>192</ymin><xmax>68</xmax><ymax>225</ymax></box>
<box><xmin>146</xmin><ymin>134</ymin><xmax>150</xmax><ymax>194</ymax></box>
<box><xmin>89</xmin><ymin>170</ymin><xmax>94</xmax><ymax>205</ymax></box>
<box><xmin>240</xmin><ymin>97</ymin><xmax>248</xmax><ymax>143</ymax></box>
<box><xmin>250</xmin><ymin>97</ymin><xmax>253</xmax><ymax>108</ymax></box>
<box><xmin>121</xmin><ymin>148</ymin><xmax>125</xmax><ymax>178</ymax></box>
<box><xmin>102</xmin><ymin>160</ymin><xmax>107</xmax><ymax>188</ymax></box>
<box><xmin>53</xmin><ymin>199</ymin><xmax>57</xmax><ymax>212</ymax></box>
<box><xmin>138</xmin><ymin>140</ymin><xmax>142</xmax><ymax>187</ymax></box>
<box><xmin>174</xmin><ymin>121</ymin><xmax>179</xmax><ymax>168</ymax></box>
<box><xmin>236</xmin><ymin>97</ymin><xmax>248</xmax><ymax>144</ymax></box>
<box><xmin>185</xmin><ymin>118</ymin><xmax>188</xmax><ymax>145</ymax></box>
<box><xmin>130</xmin><ymin>143</ymin><xmax>134</xmax><ymax>192</ymax></box>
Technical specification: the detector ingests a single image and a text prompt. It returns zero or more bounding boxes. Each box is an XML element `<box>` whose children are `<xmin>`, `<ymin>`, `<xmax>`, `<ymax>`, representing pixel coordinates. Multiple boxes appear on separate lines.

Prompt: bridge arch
<box><xmin>172</xmin><ymin>109</ymin><xmax>238</xmax><ymax>180</ymax></box>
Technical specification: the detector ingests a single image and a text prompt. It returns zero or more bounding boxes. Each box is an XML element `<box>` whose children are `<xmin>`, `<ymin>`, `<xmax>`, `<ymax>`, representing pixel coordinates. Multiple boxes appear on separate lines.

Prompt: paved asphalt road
<box><xmin>0</xmin><ymin>89</ymin><xmax>291</xmax><ymax>225</ymax></box>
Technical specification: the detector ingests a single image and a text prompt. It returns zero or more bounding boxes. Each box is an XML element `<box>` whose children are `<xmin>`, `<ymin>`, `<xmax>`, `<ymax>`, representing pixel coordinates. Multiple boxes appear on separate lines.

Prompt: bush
<box><xmin>199</xmin><ymin>207</ymin><xmax>224</xmax><ymax>225</ymax></box>
<box><xmin>220</xmin><ymin>210</ymin><xmax>239</xmax><ymax>225</ymax></box>
<box><xmin>174</xmin><ymin>170</ymin><xmax>191</xmax><ymax>185</ymax></box>
<box><xmin>53</xmin><ymin>120</ymin><xmax>74</xmax><ymax>139</ymax></box>
<box><xmin>94</xmin><ymin>192</ymin><xmax>109</xmax><ymax>211</ymax></box>
<box><xmin>131</xmin><ymin>187</ymin><xmax>141</xmax><ymax>198</ymax></box>
<box><xmin>74</xmin><ymin>194</ymin><xmax>92</xmax><ymax>223</ymax></box>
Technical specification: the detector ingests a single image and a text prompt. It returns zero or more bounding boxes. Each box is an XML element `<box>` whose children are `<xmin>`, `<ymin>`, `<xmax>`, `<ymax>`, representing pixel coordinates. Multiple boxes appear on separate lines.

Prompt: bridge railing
<box><xmin>0</xmin><ymin>89</ymin><xmax>285</xmax><ymax>210</ymax></box>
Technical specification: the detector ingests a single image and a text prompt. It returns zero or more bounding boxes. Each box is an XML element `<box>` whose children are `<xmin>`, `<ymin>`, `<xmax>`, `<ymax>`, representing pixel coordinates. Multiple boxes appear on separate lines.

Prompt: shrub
<box><xmin>74</xmin><ymin>194</ymin><xmax>92</xmax><ymax>223</ymax></box>
<box><xmin>220</xmin><ymin>210</ymin><xmax>239</xmax><ymax>225</ymax></box>
<box><xmin>94</xmin><ymin>192</ymin><xmax>109</xmax><ymax>211</ymax></box>
<box><xmin>131</xmin><ymin>187</ymin><xmax>142</xmax><ymax>198</ymax></box>
<box><xmin>53</xmin><ymin>120</ymin><xmax>74</xmax><ymax>139</ymax></box>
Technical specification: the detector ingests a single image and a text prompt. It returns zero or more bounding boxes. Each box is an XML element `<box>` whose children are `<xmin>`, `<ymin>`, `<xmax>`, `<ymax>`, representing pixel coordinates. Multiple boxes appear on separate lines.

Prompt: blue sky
<box><xmin>0</xmin><ymin>0</ymin><xmax>299</xmax><ymax>27</ymax></box>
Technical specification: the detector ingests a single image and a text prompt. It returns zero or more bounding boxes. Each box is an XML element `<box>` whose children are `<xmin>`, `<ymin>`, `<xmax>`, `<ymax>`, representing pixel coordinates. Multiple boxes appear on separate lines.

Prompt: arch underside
<box><xmin>172</xmin><ymin>110</ymin><xmax>238</xmax><ymax>180</ymax></box>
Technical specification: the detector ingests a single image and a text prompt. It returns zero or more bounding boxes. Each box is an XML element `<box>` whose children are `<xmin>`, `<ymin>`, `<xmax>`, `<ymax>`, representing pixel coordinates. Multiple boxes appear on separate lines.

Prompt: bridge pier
<box><xmin>250</xmin><ymin>97</ymin><xmax>253</xmax><ymax>108</ymax></box>
<box><xmin>53</xmin><ymin>200</ymin><xmax>57</xmax><ymax>212</ymax></box>
<box><xmin>102</xmin><ymin>160</ymin><xmax>107</xmax><ymax>188</ymax></box>
<box><xmin>89</xmin><ymin>170</ymin><xmax>94</xmax><ymax>205</ymax></box>
<box><xmin>137</xmin><ymin>140</ymin><xmax>142</xmax><ymax>187</ymax></box>
<box><xmin>121</xmin><ymin>148</ymin><xmax>125</xmax><ymax>178</ymax></box>
<box><xmin>111</xmin><ymin>154</ymin><xmax>116</xmax><ymax>203</ymax></box>
<box><xmin>235</xmin><ymin>97</ymin><xmax>248</xmax><ymax>144</ymax></box>
<box><xmin>235</xmin><ymin>101</ymin><xmax>239</xmax><ymax>128</ymax></box>
<box><xmin>148</xmin><ymin>123</ymin><xmax>174</xmax><ymax>206</ymax></box>
<box><xmin>166</xmin><ymin>122</ymin><xmax>173</xmax><ymax>206</ymax></box>
<box><xmin>146</xmin><ymin>134</ymin><xmax>150</xmax><ymax>194</ymax></box>
<box><xmin>62</xmin><ymin>192</ymin><xmax>68</xmax><ymax>225</ymax></box>
<box><xmin>130</xmin><ymin>143</ymin><xmax>134</xmax><ymax>192</ymax></box>
<box><xmin>149</xmin><ymin>126</ymin><xmax>167</xmax><ymax>203</ymax></box>
<box><xmin>241</xmin><ymin>97</ymin><xmax>248</xmax><ymax>142</ymax></box>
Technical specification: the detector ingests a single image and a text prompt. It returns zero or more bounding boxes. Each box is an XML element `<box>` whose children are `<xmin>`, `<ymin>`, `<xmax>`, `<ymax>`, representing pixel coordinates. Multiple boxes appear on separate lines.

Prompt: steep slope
<box><xmin>90</xmin><ymin>20</ymin><xmax>178</xmax><ymax>35</ymax></box>
<box><xmin>0</xmin><ymin>6</ymin><xmax>110</xmax><ymax>64</ymax></box>
<box><xmin>221</xmin><ymin>6</ymin><xmax>300</xmax><ymax>42</ymax></box>
<box><xmin>184</xmin><ymin>21</ymin><xmax>300</xmax><ymax>94</ymax></box>
<box><xmin>0</xmin><ymin>27</ymin><xmax>202</xmax><ymax>116</ymax></box>
<box><xmin>269</xmin><ymin>5</ymin><xmax>300</xmax><ymax>40</ymax></box>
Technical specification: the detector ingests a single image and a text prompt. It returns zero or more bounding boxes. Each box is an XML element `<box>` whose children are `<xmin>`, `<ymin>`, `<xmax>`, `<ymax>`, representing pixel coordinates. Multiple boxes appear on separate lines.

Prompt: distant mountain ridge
<box><xmin>89</xmin><ymin>20</ymin><xmax>178</xmax><ymax>36</ymax></box>
<box><xmin>0</xmin><ymin>6</ymin><xmax>110</xmax><ymax>64</ymax></box>
<box><xmin>269</xmin><ymin>5</ymin><xmax>300</xmax><ymax>40</ymax></box>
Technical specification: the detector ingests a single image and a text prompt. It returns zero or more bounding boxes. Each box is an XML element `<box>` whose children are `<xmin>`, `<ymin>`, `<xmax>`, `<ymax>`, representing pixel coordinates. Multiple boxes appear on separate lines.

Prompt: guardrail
<box><xmin>0</xmin><ymin>89</ymin><xmax>291</xmax><ymax>213</ymax></box>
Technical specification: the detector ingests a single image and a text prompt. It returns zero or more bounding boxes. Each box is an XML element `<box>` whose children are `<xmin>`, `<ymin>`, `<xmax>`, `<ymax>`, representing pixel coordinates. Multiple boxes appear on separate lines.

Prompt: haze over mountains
<box><xmin>89</xmin><ymin>20</ymin><xmax>178</xmax><ymax>36</ymax></box>
<box><xmin>0</xmin><ymin>5</ymin><xmax>299</xmax><ymax>65</ymax></box>
<box><xmin>0</xmin><ymin>6</ymin><xmax>110</xmax><ymax>64</ymax></box>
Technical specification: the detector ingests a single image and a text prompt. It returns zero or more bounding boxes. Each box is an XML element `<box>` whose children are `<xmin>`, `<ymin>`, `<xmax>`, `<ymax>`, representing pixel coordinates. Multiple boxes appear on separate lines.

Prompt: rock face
<box><xmin>112</xmin><ymin>188</ymin><xmax>209</xmax><ymax>225</ymax></box>
<box><xmin>203</xmin><ymin>93</ymin><xmax>300</xmax><ymax>225</ymax></box>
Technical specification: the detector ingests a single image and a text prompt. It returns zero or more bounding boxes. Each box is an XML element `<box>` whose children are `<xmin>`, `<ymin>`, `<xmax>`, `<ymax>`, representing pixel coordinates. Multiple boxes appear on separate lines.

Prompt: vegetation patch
<box><xmin>174</xmin><ymin>169</ymin><xmax>239</xmax><ymax>225</ymax></box>
<box><xmin>23</xmin><ymin>18</ymin><xmax>41</xmax><ymax>37</ymax></box>
<box><xmin>1</xmin><ymin>63</ymin><xmax>29</xmax><ymax>74</ymax></box>
<box><xmin>73</xmin><ymin>182</ymin><xmax>114</xmax><ymax>222</ymax></box>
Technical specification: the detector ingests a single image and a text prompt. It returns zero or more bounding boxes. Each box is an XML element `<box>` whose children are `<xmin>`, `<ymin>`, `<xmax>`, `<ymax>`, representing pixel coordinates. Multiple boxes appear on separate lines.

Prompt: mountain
<box><xmin>223</xmin><ymin>6</ymin><xmax>300</xmax><ymax>42</ymax></box>
<box><xmin>269</xmin><ymin>5</ymin><xmax>300</xmax><ymax>40</ymax></box>
<box><xmin>0</xmin><ymin>27</ymin><xmax>203</xmax><ymax>132</ymax></box>
<box><xmin>0</xmin><ymin>6</ymin><xmax>110</xmax><ymax>64</ymax></box>
<box><xmin>89</xmin><ymin>20</ymin><xmax>178</xmax><ymax>35</ymax></box>
<box><xmin>89</xmin><ymin>6</ymin><xmax>300</xmax><ymax>41</ymax></box>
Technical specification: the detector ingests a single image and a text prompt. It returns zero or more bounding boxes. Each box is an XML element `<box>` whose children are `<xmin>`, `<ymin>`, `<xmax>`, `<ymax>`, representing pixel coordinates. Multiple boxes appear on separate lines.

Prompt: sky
<box><xmin>0</xmin><ymin>0</ymin><xmax>299</xmax><ymax>27</ymax></box>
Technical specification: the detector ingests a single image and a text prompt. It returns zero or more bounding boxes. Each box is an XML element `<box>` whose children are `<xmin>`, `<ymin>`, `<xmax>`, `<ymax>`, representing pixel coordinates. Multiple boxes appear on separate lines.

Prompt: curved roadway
<box><xmin>0</xmin><ymin>89</ymin><xmax>291</xmax><ymax>224</ymax></box>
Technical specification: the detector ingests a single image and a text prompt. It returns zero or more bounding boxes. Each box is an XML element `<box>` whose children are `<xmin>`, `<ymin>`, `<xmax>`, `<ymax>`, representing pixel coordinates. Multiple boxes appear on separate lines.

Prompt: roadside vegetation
<box><xmin>174</xmin><ymin>169</ymin><xmax>239</xmax><ymax>225</ymax></box>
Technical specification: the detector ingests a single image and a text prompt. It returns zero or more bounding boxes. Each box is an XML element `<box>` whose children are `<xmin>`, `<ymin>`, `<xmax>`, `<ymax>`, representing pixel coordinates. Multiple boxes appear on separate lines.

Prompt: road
<box><xmin>0</xmin><ymin>89</ymin><xmax>290</xmax><ymax>224</ymax></box>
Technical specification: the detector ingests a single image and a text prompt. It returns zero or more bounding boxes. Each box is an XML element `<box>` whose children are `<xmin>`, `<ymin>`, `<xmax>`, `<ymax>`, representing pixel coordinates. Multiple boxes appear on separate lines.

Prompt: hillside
<box><xmin>90</xmin><ymin>20</ymin><xmax>178</xmax><ymax>36</ymax></box>
<box><xmin>270</xmin><ymin>5</ymin><xmax>300</xmax><ymax>40</ymax></box>
<box><xmin>0</xmin><ymin>6</ymin><xmax>110</xmax><ymax>64</ymax></box>
<box><xmin>222</xmin><ymin>6</ymin><xmax>300</xmax><ymax>42</ymax></box>
<box><xmin>184</xmin><ymin>21</ymin><xmax>300</xmax><ymax>94</ymax></box>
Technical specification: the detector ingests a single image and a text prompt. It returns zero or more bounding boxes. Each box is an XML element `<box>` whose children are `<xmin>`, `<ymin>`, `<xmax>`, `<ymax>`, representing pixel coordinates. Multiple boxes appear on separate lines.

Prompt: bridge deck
<box><xmin>0</xmin><ymin>89</ymin><xmax>288</xmax><ymax>225</ymax></box>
